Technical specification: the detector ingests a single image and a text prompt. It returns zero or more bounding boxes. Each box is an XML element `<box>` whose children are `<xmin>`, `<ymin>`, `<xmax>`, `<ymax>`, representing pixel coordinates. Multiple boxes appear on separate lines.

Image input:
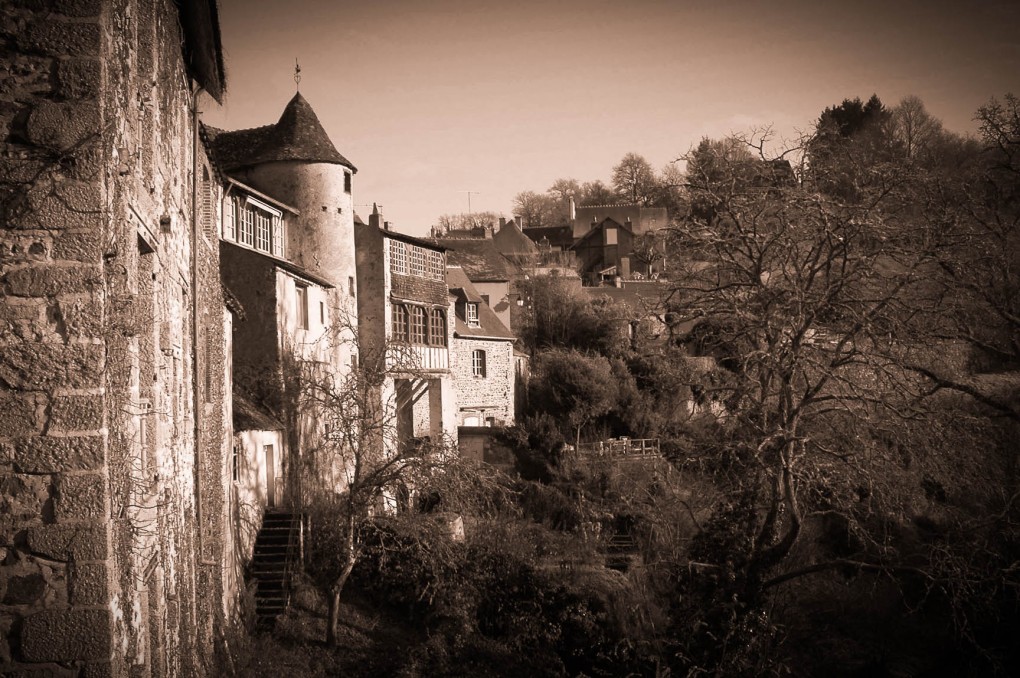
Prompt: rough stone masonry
<box><xmin>2</xmin><ymin>1</ymin><xmax>233</xmax><ymax>675</ymax></box>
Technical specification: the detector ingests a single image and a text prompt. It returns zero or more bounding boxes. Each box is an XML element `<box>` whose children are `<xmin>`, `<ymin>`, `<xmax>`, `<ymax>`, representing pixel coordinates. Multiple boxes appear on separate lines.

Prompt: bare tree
<box><xmin>670</xmin><ymin>129</ymin><xmax>943</xmax><ymax>597</ymax></box>
<box><xmin>293</xmin><ymin>313</ymin><xmax>459</xmax><ymax>646</ymax></box>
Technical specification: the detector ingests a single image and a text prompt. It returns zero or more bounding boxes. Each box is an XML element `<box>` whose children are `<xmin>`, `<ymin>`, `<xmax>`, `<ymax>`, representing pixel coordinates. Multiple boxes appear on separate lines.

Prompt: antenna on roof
<box><xmin>460</xmin><ymin>190</ymin><xmax>480</xmax><ymax>214</ymax></box>
<box><xmin>294</xmin><ymin>58</ymin><xmax>302</xmax><ymax>90</ymax></box>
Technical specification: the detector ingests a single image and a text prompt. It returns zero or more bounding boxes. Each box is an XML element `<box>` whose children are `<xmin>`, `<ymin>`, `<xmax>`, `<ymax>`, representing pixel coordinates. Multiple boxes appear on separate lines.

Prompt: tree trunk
<box><xmin>325</xmin><ymin>513</ymin><xmax>358</xmax><ymax>646</ymax></box>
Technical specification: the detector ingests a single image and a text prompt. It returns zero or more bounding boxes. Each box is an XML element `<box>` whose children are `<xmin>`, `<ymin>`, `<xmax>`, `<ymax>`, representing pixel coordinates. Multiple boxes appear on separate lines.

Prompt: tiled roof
<box><xmin>204</xmin><ymin>93</ymin><xmax>356</xmax><ymax>172</ymax></box>
<box><xmin>493</xmin><ymin>220</ymin><xmax>539</xmax><ymax>256</ymax></box>
<box><xmin>431</xmin><ymin>237</ymin><xmax>516</xmax><ymax>282</ymax></box>
<box><xmin>447</xmin><ymin>266</ymin><xmax>514</xmax><ymax>340</ymax></box>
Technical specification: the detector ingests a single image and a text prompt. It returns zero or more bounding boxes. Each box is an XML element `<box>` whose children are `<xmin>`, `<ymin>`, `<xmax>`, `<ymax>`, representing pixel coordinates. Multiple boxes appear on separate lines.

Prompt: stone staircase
<box><xmin>251</xmin><ymin>509</ymin><xmax>300</xmax><ymax>629</ymax></box>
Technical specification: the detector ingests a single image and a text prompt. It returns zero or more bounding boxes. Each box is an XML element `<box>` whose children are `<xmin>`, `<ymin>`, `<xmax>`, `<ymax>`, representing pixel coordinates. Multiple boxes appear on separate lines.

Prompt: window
<box><xmin>230</xmin><ymin>194</ymin><xmax>285</xmax><ymax>257</ymax></box>
<box><xmin>481</xmin><ymin>294</ymin><xmax>490</xmax><ymax>306</ymax></box>
<box><xmin>472</xmin><ymin>349</ymin><xmax>486</xmax><ymax>377</ymax></box>
<box><xmin>223</xmin><ymin>194</ymin><xmax>236</xmax><ymax>240</ymax></box>
<box><xmin>389</xmin><ymin>240</ymin><xmax>407</xmax><ymax>275</ymax></box>
<box><xmin>271</xmin><ymin>215</ymin><xmax>284</xmax><ymax>256</ymax></box>
<box><xmin>296</xmin><ymin>285</ymin><xmax>308</xmax><ymax>330</ymax></box>
<box><xmin>391</xmin><ymin>303</ymin><xmax>408</xmax><ymax>342</ymax></box>
<box><xmin>427</xmin><ymin>251</ymin><xmax>445</xmax><ymax>281</ymax></box>
<box><xmin>410</xmin><ymin>245</ymin><xmax>426</xmax><ymax>277</ymax></box>
<box><xmin>255</xmin><ymin>210</ymin><xmax>271</xmax><ymax>251</ymax></box>
<box><xmin>466</xmin><ymin>303</ymin><xmax>479</xmax><ymax>326</ymax></box>
<box><xmin>605</xmin><ymin>227</ymin><xmax>617</xmax><ymax>245</ymax></box>
<box><xmin>232</xmin><ymin>442</ymin><xmax>240</xmax><ymax>483</ymax></box>
<box><xmin>409</xmin><ymin>306</ymin><xmax>426</xmax><ymax>344</ymax></box>
<box><xmin>344</xmin><ymin>171</ymin><xmax>352</xmax><ymax>194</ymax></box>
<box><xmin>429</xmin><ymin>308</ymin><xmax>446</xmax><ymax>346</ymax></box>
<box><xmin>238</xmin><ymin>201</ymin><xmax>255</xmax><ymax>246</ymax></box>
<box><xmin>348</xmin><ymin>276</ymin><xmax>355</xmax><ymax>297</ymax></box>
<box><xmin>320</xmin><ymin>301</ymin><xmax>325</xmax><ymax>325</ymax></box>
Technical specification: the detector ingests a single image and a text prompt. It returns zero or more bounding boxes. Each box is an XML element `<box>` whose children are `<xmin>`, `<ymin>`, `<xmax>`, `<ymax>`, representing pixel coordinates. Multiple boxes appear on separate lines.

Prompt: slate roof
<box><xmin>204</xmin><ymin>92</ymin><xmax>356</xmax><ymax>172</ymax></box>
<box><xmin>447</xmin><ymin>266</ymin><xmax>514</xmax><ymax>341</ymax></box>
<box><xmin>430</xmin><ymin>237</ymin><xmax>516</xmax><ymax>282</ymax></box>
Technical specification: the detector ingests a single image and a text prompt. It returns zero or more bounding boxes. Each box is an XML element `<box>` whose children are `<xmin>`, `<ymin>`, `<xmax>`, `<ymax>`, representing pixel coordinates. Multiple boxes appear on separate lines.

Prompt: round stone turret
<box><xmin>212</xmin><ymin>93</ymin><xmax>358</xmax><ymax>305</ymax></box>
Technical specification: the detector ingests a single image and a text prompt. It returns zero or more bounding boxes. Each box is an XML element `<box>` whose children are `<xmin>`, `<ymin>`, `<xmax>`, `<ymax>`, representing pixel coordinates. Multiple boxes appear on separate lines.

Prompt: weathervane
<box><xmin>294</xmin><ymin>58</ymin><xmax>301</xmax><ymax>90</ymax></box>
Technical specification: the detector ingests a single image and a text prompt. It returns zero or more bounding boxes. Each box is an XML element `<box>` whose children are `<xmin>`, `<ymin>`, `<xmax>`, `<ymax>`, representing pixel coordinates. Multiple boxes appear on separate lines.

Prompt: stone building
<box><xmin>206</xmin><ymin>93</ymin><xmax>363</xmax><ymax>544</ymax></box>
<box><xmin>1</xmin><ymin>0</ymin><xmax>235</xmax><ymax>675</ymax></box>
<box><xmin>355</xmin><ymin>207</ymin><xmax>458</xmax><ymax>456</ymax></box>
<box><xmin>446</xmin><ymin>266</ymin><xmax>515</xmax><ymax>428</ymax></box>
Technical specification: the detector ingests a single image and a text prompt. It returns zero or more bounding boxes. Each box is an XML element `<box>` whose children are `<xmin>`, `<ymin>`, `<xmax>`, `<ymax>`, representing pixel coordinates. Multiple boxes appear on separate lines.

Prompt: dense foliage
<box><xmin>279</xmin><ymin>93</ymin><xmax>1020</xmax><ymax>677</ymax></box>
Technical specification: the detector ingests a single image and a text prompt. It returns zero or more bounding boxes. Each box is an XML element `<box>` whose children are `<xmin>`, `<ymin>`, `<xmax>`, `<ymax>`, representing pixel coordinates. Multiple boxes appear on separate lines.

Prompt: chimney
<box><xmin>568</xmin><ymin>195</ymin><xmax>576</xmax><ymax>222</ymax></box>
<box><xmin>499</xmin><ymin>217</ymin><xmax>507</xmax><ymax>231</ymax></box>
<box><xmin>369</xmin><ymin>203</ymin><xmax>382</xmax><ymax>231</ymax></box>
<box><xmin>383</xmin><ymin>221</ymin><xmax>391</xmax><ymax>231</ymax></box>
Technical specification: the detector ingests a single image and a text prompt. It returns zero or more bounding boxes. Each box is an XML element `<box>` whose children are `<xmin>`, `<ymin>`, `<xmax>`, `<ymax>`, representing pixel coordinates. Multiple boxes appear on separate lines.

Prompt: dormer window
<box><xmin>466</xmin><ymin>303</ymin><xmax>479</xmax><ymax>327</ymax></box>
<box><xmin>224</xmin><ymin>194</ymin><xmax>286</xmax><ymax>257</ymax></box>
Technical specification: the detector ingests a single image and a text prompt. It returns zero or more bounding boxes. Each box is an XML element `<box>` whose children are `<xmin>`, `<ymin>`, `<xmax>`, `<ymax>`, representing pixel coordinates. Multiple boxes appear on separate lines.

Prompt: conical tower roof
<box><xmin>205</xmin><ymin>92</ymin><xmax>356</xmax><ymax>172</ymax></box>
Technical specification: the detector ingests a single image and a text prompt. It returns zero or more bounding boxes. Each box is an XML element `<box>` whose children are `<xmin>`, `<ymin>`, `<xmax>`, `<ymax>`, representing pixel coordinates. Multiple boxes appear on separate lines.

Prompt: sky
<box><xmin>203</xmin><ymin>0</ymin><xmax>1020</xmax><ymax>237</ymax></box>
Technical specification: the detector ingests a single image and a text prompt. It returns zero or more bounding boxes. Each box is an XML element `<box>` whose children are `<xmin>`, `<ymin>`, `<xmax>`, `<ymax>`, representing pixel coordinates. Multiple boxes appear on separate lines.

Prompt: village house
<box><xmin>1</xmin><ymin>0</ymin><xmax>235</xmax><ymax>675</ymax></box>
<box><xmin>569</xmin><ymin>200</ymin><xmax>669</xmax><ymax>285</ymax></box>
<box><xmin>354</xmin><ymin>207</ymin><xmax>458</xmax><ymax>456</ymax></box>
<box><xmin>446</xmin><ymin>266</ymin><xmax>516</xmax><ymax>428</ymax></box>
<box><xmin>520</xmin><ymin>198</ymin><xmax>670</xmax><ymax>285</ymax></box>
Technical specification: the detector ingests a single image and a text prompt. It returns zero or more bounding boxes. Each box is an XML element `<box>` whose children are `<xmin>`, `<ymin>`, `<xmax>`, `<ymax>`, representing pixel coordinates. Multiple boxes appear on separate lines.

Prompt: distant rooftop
<box><xmin>431</xmin><ymin>237</ymin><xmax>516</xmax><ymax>282</ymax></box>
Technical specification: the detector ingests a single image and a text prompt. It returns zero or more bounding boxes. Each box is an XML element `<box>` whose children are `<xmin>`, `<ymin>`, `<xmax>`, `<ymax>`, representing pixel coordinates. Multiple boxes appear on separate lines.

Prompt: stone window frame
<box><xmin>472</xmin><ymin>349</ymin><xmax>487</xmax><ymax>378</ymax></box>
<box><xmin>344</xmin><ymin>170</ymin><xmax>352</xmax><ymax>194</ymax></box>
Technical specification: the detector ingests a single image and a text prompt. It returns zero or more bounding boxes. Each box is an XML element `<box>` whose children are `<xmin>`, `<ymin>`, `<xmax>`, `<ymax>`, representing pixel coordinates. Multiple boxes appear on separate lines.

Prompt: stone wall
<box><xmin>451</xmin><ymin>338</ymin><xmax>514</xmax><ymax>425</ymax></box>
<box><xmin>1</xmin><ymin>1</ymin><xmax>230</xmax><ymax>674</ymax></box>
